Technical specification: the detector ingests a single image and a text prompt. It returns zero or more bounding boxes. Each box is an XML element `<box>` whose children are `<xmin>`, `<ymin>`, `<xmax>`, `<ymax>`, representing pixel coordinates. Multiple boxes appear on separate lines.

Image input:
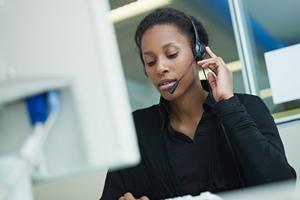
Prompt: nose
<box><xmin>156</xmin><ymin>59</ymin><xmax>170</xmax><ymax>75</ymax></box>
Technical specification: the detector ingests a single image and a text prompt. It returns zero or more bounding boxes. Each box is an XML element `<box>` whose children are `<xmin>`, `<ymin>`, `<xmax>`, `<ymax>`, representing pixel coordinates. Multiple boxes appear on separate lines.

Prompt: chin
<box><xmin>159</xmin><ymin>90</ymin><xmax>182</xmax><ymax>101</ymax></box>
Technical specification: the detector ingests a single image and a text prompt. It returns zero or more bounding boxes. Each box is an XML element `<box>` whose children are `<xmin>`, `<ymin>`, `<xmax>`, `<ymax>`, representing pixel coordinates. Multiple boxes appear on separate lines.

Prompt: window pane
<box><xmin>231</xmin><ymin>0</ymin><xmax>300</xmax><ymax>121</ymax></box>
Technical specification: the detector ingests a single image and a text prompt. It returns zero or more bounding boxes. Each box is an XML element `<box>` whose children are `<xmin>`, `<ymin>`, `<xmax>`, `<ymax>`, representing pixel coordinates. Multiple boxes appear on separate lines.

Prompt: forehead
<box><xmin>141</xmin><ymin>24</ymin><xmax>190</xmax><ymax>51</ymax></box>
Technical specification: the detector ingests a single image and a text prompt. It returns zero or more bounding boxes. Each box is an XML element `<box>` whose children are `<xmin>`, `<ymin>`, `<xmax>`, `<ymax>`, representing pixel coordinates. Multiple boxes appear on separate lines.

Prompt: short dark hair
<box><xmin>134</xmin><ymin>7</ymin><xmax>209</xmax><ymax>64</ymax></box>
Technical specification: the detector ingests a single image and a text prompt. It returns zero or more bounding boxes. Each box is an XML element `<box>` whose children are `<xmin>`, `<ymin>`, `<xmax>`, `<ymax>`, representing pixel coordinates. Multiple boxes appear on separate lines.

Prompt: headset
<box><xmin>189</xmin><ymin>17</ymin><xmax>206</xmax><ymax>62</ymax></box>
<box><xmin>167</xmin><ymin>18</ymin><xmax>207</xmax><ymax>94</ymax></box>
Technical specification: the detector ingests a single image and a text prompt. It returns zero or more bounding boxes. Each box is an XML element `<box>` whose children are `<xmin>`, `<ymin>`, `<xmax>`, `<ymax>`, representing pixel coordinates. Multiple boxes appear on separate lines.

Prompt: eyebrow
<box><xmin>163</xmin><ymin>42</ymin><xmax>177</xmax><ymax>49</ymax></box>
<box><xmin>143</xmin><ymin>42</ymin><xmax>179</xmax><ymax>55</ymax></box>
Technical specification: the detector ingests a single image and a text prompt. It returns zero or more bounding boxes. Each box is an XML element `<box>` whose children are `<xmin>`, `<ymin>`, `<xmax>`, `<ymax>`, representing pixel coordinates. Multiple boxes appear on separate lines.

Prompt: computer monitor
<box><xmin>0</xmin><ymin>0</ymin><xmax>140</xmax><ymax>182</ymax></box>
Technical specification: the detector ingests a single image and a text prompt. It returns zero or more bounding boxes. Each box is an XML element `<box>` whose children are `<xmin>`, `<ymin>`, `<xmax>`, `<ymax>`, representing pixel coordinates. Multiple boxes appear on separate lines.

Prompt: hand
<box><xmin>119</xmin><ymin>192</ymin><xmax>149</xmax><ymax>200</ymax></box>
<box><xmin>197</xmin><ymin>46</ymin><xmax>234</xmax><ymax>102</ymax></box>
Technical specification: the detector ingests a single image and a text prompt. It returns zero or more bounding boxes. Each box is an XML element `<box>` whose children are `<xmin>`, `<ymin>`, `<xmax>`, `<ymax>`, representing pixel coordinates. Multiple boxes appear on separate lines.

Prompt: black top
<box><xmin>100</xmin><ymin>82</ymin><xmax>296</xmax><ymax>200</ymax></box>
<box><xmin>161</xmin><ymin>95</ymin><xmax>216</xmax><ymax>195</ymax></box>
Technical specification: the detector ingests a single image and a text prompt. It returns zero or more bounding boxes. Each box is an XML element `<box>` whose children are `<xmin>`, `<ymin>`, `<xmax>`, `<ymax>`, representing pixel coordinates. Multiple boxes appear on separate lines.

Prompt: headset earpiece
<box><xmin>190</xmin><ymin>17</ymin><xmax>206</xmax><ymax>61</ymax></box>
<box><xmin>194</xmin><ymin>42</ymin><xmax>204</xmax><ymax>61</ymax></box>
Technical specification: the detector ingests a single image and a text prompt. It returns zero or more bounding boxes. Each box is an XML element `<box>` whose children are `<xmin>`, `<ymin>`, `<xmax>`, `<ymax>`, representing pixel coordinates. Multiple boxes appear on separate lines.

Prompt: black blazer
<box><xmin>101</xmin><ymin>93</ymin><xmax>296</xmax><ymax>200</ymax></box>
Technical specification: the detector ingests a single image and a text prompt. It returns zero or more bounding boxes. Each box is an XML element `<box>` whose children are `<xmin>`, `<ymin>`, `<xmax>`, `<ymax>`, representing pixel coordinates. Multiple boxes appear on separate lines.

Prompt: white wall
<box><xmin>278</xmin><ymin>120</ymin><xmax>300</xmax><ymax>182</ymax></box>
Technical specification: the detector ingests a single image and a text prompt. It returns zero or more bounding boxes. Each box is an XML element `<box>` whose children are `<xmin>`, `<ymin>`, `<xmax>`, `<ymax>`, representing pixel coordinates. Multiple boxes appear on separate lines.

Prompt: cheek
<box><xmin>192</xmin><ymin>67</ymin><xmax>200</xmax><ymax>78</ymax></box>
<box><xmin>180</xmin><ymin>67</ymin><xmax>199</xmax><ymax>87</ymax></box>
<box><xmin>146</xmin><ymin>71</ymin><xmax>159</xmax><ymax>87</ymax></box>
<box><xmin>145</xmin><ymin>68</ymin><xmax>154</xmax><ymax>78</ymax></box>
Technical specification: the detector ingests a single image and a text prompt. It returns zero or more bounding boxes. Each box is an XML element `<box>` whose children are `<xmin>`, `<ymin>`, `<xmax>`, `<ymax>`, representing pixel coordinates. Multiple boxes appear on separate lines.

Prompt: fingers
<box><xmin>206</xmin><ymin>47</ymin><xmax>226</xmax><ymax>66</ymax></box>
<box><xmin>125</xmin><ymin>193</ymin><xmax>135</xmax><ymax>199</ymax></box>
<box><xmin>139</xmin><ymin>196</ymin><xmax>150</xmax><ymax>200</ymax></box>
<box><xmin>198</xmin><ymin>47</ymin><xmax>233</xmax><ymax>101</ymax></box>
<box><xmin>119</xmin><ymin>193</ymin><xmax>135</xmax><ymax>200</ymax></box>
<box><xmin>197</xmin><ymin>46</ymin><xmax>227</xmax><ymax>75</ymax></box>
<box><xmin>197</xmin><ymin>57</ymin><xmax>222</xmax><ymax>74</ymax></box>
<box><xmin>207</xmin><ymin>72</ymin><xmax>217</xmax><ymax>89</ymax></box>
<box><xmin>119</xmin><ymin>193</ymin><xmax>150</xmax><ymax>200</ymax></box>
<box><xmin>205</xmin><ymin>46</ymin><xmax>217</xmax><ymax>58</ymax></box>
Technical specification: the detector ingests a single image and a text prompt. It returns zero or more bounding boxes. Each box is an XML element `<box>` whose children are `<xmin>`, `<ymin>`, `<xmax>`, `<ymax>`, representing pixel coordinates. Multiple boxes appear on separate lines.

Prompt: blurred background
<box><xmin>112</xmin><ymin>0</ymin><xmax>300</xmax><ymax>114</ymax></box>
<box><xmin>1</xmin><ymin>0</ymin><xmax>300</xmax><ymax>199</ymax></box>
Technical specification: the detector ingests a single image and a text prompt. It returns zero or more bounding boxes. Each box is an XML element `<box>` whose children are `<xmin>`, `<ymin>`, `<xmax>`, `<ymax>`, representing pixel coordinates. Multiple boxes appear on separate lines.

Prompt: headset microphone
<box><xmin>168</xmin><ymin>59</ymin><xmax>194</xmax><ymax>94</ymax></box>
<box><xmin>168</xmin><ymin>17</ymin><xmax>206</xmax><ymax>94</ymax></box>
<box><xmin>168</xmin><ymin>80</ymin><xmax>180</xmax><ymax>94</ymax></box>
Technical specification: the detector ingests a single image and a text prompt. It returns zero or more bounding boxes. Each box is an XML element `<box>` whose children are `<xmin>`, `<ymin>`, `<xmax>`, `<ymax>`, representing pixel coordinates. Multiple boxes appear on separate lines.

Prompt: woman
<box><xmin>100</xmin><ymin>8</ymin><xmax>296</xmax><ymax>200</ymax></box>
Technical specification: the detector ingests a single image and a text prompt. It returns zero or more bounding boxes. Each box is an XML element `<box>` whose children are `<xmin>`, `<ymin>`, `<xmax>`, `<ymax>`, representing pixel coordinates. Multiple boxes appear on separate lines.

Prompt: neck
<box><xmin>169</xmin><ymin>80</ymin><xmax>208</xmax><ymax>123</ymax></box>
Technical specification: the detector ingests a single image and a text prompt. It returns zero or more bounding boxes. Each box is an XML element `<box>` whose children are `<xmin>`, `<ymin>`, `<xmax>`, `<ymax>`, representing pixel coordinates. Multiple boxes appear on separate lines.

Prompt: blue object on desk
<box><xmin>26</xmin><ymin>93</ymin><xmax>49</xmax><ymax>125</ymax></box>
<box><xmin>26</xmin><ymin>90</ymin><xmax>60</xmax><ymax>126</ymax></box>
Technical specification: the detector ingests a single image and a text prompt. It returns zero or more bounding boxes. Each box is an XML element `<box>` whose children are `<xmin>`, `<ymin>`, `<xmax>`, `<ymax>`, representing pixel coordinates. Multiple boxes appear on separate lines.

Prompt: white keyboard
<box><xmin>165</xmin><ymin>192</ymin><xmax>223</xmax><ymax>200</ymax></box>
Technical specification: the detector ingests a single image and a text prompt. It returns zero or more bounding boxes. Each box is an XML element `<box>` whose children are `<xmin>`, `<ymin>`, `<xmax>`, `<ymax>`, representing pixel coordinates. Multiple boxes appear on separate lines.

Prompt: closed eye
<box><xmin>146</xmin><ymin>60</ymin><xmax>156</xmax><ymax>66</ymax></box>
<box><xmin>167</xmin><ymin>52</ymin><xmax>178</xmax><ymax>59</ymax></box>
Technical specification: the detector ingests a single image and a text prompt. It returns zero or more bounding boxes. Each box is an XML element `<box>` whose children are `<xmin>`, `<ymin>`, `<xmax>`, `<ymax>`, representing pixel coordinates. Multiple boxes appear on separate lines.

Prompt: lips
<box><xmin>158</xmin><ymin>79</ymin><xmax>176</xmax><ymax>91</ymax></box>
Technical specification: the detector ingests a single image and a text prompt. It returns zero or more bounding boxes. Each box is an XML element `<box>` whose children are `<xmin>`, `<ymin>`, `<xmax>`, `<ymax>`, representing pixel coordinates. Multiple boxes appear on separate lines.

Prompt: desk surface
<box><xmin>166</xmin><ymin>180</ymin><xmax>298</xmax><ymax>200</ymax></box>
